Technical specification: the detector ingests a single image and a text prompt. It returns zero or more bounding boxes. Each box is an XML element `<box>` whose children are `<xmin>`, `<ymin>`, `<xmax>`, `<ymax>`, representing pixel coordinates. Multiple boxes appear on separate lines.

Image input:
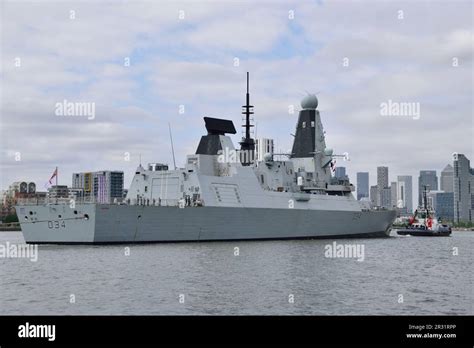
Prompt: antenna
<box><xmin>239</xmin><ymin>72</ymin><xmax>255</xmax><ymax>166</ymax></box>
<box><xmin>300</xmin><ymin>90</ymin><xmax>321</xmax><ymax>96</ymax></box>
<box><xmin>243</xmin><ymin>72</ymin><xmax>253</xmax><ymax>141</ymax></box>
<box><xmin>168</xmin><ymin>123</ymin><xmax>177</xmax><ymax>170</ymax></box>
<box><xmin>423</xmin><ymin>184</ymin><xmax>429</xmax><ymax>213</ymax></box>
<box><xmin>247</xmin><ymin>71</ymin><xmax>249</xmax><ymax>93</ymax></box>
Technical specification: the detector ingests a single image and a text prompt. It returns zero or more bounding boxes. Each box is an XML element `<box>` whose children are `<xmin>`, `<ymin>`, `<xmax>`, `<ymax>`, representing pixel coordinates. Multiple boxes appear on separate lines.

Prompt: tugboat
<box><xmin>397</xmin><ymin>186</ymin><xmax>452</xmax><ymax>237</ymax></box>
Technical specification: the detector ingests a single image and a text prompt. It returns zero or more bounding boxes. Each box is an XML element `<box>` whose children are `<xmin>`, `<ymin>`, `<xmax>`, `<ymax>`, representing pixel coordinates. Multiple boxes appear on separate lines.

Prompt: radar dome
<box><xmin>301</xmin><ymin>94</ymin><xmax>318</xmax><ymax>110</ymax></box>
<box><xmin>263</xmin><ymin>153</ymin><xmax>273</xmax><ymax>162</ymax></box>
<box><xmin>324</xmin><ymin>148</ymin><xmax>333</xmax><ymax>156</ymax></box>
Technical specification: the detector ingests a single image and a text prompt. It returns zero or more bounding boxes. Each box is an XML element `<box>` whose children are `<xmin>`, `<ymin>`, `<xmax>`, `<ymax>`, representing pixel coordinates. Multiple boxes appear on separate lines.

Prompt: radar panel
<box><xmin>204</xmin><ymin>117</ymin><xmax>237</xmax><ymax>135</ymax></box>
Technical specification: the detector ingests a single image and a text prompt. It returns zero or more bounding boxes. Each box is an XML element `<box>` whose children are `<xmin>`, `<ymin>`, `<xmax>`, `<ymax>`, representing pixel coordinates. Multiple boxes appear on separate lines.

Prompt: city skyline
<box><xmin>2</xmin><ymin>153</ymin><xmax>468</xmax><ymax>216</ymax></box>
<box><xmin>353</xmin><ymin>160</ymin><xmax>460</xmax><ymax>214</ymax></box>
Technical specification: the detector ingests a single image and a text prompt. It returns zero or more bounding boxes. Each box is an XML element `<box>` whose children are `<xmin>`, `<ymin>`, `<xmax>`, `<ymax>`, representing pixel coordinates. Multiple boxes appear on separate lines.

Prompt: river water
<box><xmin>0</xmin><ymin>231</ymin><xmax>471</xmax><ymax>315</ymax></box>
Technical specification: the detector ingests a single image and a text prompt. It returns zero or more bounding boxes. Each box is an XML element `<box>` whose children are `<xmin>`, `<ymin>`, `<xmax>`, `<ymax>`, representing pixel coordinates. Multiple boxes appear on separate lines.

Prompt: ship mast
<box><xmin>423</xmin><ymin>185</ymin><xmax>430</xmax><ymax>218</ymax></box>
<box><xmin>239</xmin><ymin>72</ymin><xmax>255</xmax><ymax>166</ymax></box>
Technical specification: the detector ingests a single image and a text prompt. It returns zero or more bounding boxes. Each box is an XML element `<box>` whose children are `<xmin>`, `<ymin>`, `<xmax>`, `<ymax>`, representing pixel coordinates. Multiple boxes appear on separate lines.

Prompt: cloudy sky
<box><xmin>1</xmin><ymin>0</ymin><xmax>472</xmax><ymax>205</ymax></box>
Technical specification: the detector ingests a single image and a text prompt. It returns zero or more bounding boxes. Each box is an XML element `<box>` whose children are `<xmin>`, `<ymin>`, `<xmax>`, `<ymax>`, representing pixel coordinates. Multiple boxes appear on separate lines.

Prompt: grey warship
<box><xmin>16</xmin><ymin>73</ymin><xmax>396</xmax><ymax>244</ymax></box>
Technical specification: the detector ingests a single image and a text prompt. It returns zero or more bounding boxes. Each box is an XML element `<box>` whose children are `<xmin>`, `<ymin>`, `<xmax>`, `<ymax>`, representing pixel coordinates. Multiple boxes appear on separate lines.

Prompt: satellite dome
<box><xmin>301</xmin><ymin>94</ymin><xmax>318</xmax><ymax>110</ymax></box>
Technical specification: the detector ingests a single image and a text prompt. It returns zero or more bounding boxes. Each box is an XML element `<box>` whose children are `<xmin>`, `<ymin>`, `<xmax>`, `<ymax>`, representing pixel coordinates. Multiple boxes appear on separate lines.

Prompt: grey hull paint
<box><xmin>18</xmin><ymin>204</ymin><xmax>396</xmax><ymax>244</ymax></box>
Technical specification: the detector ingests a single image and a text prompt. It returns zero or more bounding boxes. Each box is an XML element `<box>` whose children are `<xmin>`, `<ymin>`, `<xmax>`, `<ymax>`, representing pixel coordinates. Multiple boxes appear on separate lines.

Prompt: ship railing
<box><xmin>17</xmin><ymin>197</ymin><xmax>197</xmax><ymax>207</ymax></box>
<box><xmin>301</xmin><ymin>181</ymin><xmax>332</xmax><ymax>190</ymax></box>
<box><xmin>127</xmin><ymin>198</ymin><xmax>204</xmax><ymax>207</ymax></box>
<box><xmin>128</xmin><ymin>198</ymin><xmax>181</xmax><ymax>207</ymax></box>
<box><xmin>16</xmin><ymin>197</ymin><xmax>126</xmax><ymax>206</ymax></box>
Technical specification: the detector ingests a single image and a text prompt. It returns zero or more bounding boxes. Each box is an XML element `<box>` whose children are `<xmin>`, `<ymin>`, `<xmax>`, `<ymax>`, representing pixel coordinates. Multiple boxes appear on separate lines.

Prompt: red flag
<box><xmin>48</xmin><ymin>168</ymin><xmax>58</xmax><ymax>185</ymax></box>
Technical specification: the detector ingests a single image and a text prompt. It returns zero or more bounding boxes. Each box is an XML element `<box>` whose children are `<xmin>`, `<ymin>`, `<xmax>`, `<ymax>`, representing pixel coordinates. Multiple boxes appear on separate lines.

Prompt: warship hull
<box><xmin>17</xmin><ymin>204</ymin><xmax>396</xmax><ymax>244</ymax></box>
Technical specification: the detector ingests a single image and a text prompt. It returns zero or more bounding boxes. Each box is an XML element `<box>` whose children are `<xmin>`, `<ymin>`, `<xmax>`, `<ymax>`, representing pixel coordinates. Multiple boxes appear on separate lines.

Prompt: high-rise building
<box><xmin>390</xmin><ymin>182</ymin><xmax>397</xmax><ymax>208</ymax></box>
<box><xmin>397</xmin><ymin>175</ymin><xmax>413</xmax><ymax>214</ymax></box>
<box><xmin>377</xmin><ymin>167</ymin><xmax>389</xmax><ymax>189</ymax></box>
<box><xmin>335</xmin><ymin>166</ymin><xmax>347</xmax><ymax>180</ymax></box>
<box><xmin>72</xmin><ymin>172</ymin><xmax>93</xmax><ymax>196</ymax></box>
<box><xmin>440</xmin><ymin>164</ymin><xmax>454</xmax><ymax>192</ymax></box>
<box><xmin>427</xmin><ymin>191</ymin><xmax>454</xmax><ymax>222</ymax></box>
<box><xmin>453</xmin><ymin>154</ymin><xmax>474</xmax><ymax>223</ymax></box>
<box><xmin>376</xmin><ymin>166</ymin><xmax>389</xmax><ymax>207</ymax></box>
<box><xmin>255</xmin><ymin>138</ymin><xmax>274</xmax><ymax>162</ymax></box>
<box><xmin>72</xmin><ymin>171</ymin><xmax>124</xmax><ymax>203</ymax></box>
<box><xmin>436</xmin><ymin>192</ymin><xmax>455</xmax><ymax>222</ymax></box>
<box><xmin>356</xmin><ymin>172</ymin><xmax>369</xmax><ymax>200</ymax></box>
<box><xmin>418</xmin><ymin>170</ymin><xmax>438</xmax><ymax>206</ymax></box>
<box><xmin>370</xmin><ymin>185</ymin><xmax>378</xmax><ymax>206</ymax></box>
<box><xmin>380</xmin><ymin>187</ymin><xmax>392</xmax><ymax>209</ymax></box>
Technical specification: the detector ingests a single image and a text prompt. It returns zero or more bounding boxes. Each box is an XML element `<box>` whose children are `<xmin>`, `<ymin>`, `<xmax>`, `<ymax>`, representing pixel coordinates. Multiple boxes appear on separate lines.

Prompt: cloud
<box><xmin>1</xmin><ymin>0</ymin><xmax>472</xmax><ymax>208</ymax></box>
